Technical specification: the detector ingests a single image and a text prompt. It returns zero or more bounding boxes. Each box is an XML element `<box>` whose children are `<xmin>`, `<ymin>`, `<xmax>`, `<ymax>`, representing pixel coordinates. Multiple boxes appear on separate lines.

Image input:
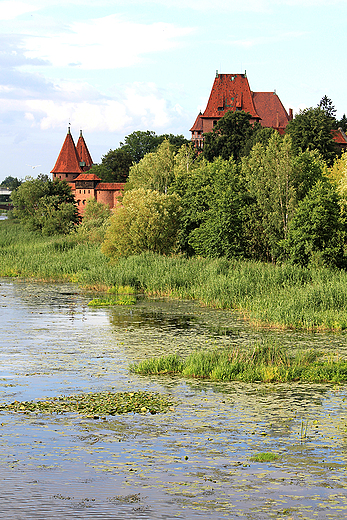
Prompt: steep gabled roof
<box><xmin>202</xmin><ymin>73</ymin><xmax>261</xmax><ymax>120</ymax></box>
<box><xmin>51</xmin><ymin>128</ymin><xmax>83</xmax><ymax>174</ymax></box>
<box><xmin>76</xmin><ymin>130</ymin><xmax>93</xmax><ymax>170</ymax></box>
<box><xmin>252</xmin><ymin>92</ymin><xmax>290</xmax><ymax>129</ymax></box>
<box><xmin>190</xmin><ymin>112</ymin><xmax>203</xmax><ymax>132</ymax></box>
<box><xmin>332</xmin><ymin>128</ymin><xmax>347</xmax><ymax>145</ymax></box>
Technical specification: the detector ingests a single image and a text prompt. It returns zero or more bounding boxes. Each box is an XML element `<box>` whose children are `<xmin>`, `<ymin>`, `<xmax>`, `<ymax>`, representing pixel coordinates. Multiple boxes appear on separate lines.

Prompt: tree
<box><xmin>11</xmin><ymin>176</ymin><xmax>79</xmax><ymax>235</ymax></box>
<box><xmin>286</xmin><ymin>106</ymin><xmax>338</xmax><ymax>166</ymax></box>
<box><xmin>183</xmin><ymin>158</ymin><xmax>248</xmax><ymax>258</ymax></box>
<box><xmin>126</xmin><ymin>139</ymin><xmax>175</xmax><ymax>194</ymax></box>
<box><xmin>0</xmin><ymin>176</ymin><xmax>22</xmax><ymax>190</ymax></box>
<box><xmin>76</xmin><ymin>199</ymin><xmax>111</xmax><ymax>243</ymax></box>
<box><xmin>318</xmin><ymin>95</ymin><xmax>337</xmax><ymax>125</ymax></box>
<box><xmin>202</xmin><ymin>110</ymin><xmax>255</xmax><ymax>162</ymax></box>
<box><xmin>101</xmin><ymin>188</ymin><xmax>181</xmax><ymax>260</ymax></box>
<box><xmin>338</xmin><ymin>114</ymin><xmax>347</xmax><ymax>132</ymax></box>
<box><xmin>242</xmin><ymin>133</ymin><xmax>325</xmax><ymax>261</ymax></box>
<box><xmin>119</xmin><ymin>130</ymin><xmax>162</xmax><ymax>163</ymax></box>
<box><xmin>285</xmin><ymin>180</ymin><xmax>346</xmax><ymax>268</ymax></box>
<box><xmin>242</xmin><ymin>124</ymin><xmax>276</xmax><ymax>157</ymax></box>
<box><xmin>100</xmin><ymin>148</ymin><xmax>133</xmax><ymax>182</ymax></box>
<box><xmin>119</xmin><ymin>130</ymin><xmax>190</xmax><ymax>163</ymax></box>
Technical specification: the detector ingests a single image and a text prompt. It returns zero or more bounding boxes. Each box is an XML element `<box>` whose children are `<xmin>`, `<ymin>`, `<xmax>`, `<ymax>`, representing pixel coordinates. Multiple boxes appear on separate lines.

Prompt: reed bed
<box><xmin>1</xmin><ymin>220</ymin><xmax>347</xmax><ymax>330</ymax></box>
<box><xmin>130</xmin><ymin>341</ymin><xmax>347</xmax><ymax>383</ymax></box>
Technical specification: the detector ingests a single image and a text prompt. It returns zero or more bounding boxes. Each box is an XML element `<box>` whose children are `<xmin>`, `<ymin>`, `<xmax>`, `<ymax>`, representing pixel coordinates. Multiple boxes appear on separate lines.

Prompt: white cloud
<box><xmin>23</xmin><ymin>14</ymin><xmax>194</xmax><ymax>70</ymax></box>
<box><xmin>0</xmin><ymin>81</ymin><xmax>177</xmax><ymax>133</ymax></box>
<box><xmin>0</xmin><ymin>1</ymin><xmax>38</xmax><ymax>20</ymax></box>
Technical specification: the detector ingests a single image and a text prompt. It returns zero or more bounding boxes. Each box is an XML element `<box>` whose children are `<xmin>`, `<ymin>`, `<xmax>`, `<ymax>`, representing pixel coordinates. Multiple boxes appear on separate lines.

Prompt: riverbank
<box><xmin>1</xmin><ymin>219</ymin><xmax>347</xmax><ymax>331</ymax></box>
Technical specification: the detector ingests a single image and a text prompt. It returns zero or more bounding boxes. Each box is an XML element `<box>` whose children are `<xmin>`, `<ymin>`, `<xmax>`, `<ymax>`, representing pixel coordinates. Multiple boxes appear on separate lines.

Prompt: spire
<box><xmin>76</xmin><ymin>130</ymin><xmax>93</xmax><ymax>171</ymax></box>
<box><xmin>50</xmin><ymin>128</ymin><xmax>83</xmax><ymax>174</ymax></box>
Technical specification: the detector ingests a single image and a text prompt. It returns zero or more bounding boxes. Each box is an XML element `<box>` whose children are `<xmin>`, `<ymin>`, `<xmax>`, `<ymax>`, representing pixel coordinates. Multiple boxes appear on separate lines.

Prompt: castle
<box><xmin>190</xmin><ymin>71</ymin><xmax>347</xmax><ymax>151</ymax></box>
<box><xmin>190</xmin><ymin>71</ymin><xmax>293</xmax><ymax>147</ymax></box>
<box><xmin>51</xmin><ymin>127</ymin><xmax>125</xmax><ymax>214</ymax></box>
<box><xmin>51</xmin><ymin>73</ymin><xmax>347</xmax><ymax>214</ymax></box>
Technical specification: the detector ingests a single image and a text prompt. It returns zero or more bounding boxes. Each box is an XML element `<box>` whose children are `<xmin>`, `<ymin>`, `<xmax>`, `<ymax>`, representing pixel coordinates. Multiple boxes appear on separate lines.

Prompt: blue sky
<box><xmin>0</xmin><ymin>0</ymin><xmax>346</xmax><ymax>182</ymax></box>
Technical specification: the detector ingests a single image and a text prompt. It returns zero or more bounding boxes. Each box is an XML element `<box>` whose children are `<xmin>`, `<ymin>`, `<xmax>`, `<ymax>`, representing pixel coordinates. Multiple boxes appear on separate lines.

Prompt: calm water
<box><xmin>1</xmin><ymin>278</ymin><xmax>347</xmax><ymax>519</ymax></box>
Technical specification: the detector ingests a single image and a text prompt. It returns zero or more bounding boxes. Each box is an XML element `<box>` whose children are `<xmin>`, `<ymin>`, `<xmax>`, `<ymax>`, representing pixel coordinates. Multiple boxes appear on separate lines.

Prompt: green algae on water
<box><xmin>0</xmin><ymin>390</ymin><xmax>173</xmax><ymax>416</ymax></box>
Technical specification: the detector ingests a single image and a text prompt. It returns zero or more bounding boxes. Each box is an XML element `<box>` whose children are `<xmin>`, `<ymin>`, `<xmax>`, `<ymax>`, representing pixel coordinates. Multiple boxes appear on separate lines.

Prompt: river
<box><xmin>1</xmin><ymin>278</ymin><xmax>347</xmax><ymax>519</ymax></box>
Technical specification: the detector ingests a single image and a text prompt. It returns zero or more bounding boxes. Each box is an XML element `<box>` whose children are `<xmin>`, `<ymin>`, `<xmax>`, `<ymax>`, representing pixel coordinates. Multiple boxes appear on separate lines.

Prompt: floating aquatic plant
<box><xmin>0</xmin><ymin>391</ymin><xmax>173</xmax><ymax>416</ymax></box>
<box><xmin>250</xmin><ymin>452</ymin><xmax>281</xmax><ymax>463</ymax></box>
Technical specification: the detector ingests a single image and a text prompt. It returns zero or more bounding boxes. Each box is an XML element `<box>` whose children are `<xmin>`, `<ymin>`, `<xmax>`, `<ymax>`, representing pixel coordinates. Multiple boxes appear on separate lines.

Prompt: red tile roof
<box><xmin>51</xmin><ymin>129</ymin><xmax>83</xmax><ymax>174</ymax></box>
<box><xmin>252</xmin><ymin>92</ymin><xmax>290</xmax><ymax>129</ymax></box>
<box><xmin>74</xmin><ymin>174</ymin><xmax>101</xmax><ymax>181</ymax></box>
<box><xmin>190</xmin><ymin>112</ymin><xmax>203</xmax><ymax>132</ymax></box>
<box><xmin>76</xmin><ymin>130</ymin><xmax>93</xmax><ymax>170</ymax></box>
<box><xmin>203</xmin><ymin>73</ymin><xmax>260</xmax><ymax>120</ymax></box>
<box><xmin>332</xmin><ymin>128</ymin><xmax>347</xmax><ymax>144</ymax></box>
<box><xmin>96</xmin><ymin>183</ymin><xmax>126</xmax><ymax>191</ymax></box>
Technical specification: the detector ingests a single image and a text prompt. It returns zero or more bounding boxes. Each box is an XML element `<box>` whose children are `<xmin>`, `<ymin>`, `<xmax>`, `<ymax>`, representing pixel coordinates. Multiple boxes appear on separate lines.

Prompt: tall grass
<box><xmin>1</xmin><ymin>220</ymin><xmax>347</xmax><ymax>330</ymax></box>
<box><xmin>130</xmin><ymin>341</ymin><xmax>347</xmax><ymax>383</ymax></box>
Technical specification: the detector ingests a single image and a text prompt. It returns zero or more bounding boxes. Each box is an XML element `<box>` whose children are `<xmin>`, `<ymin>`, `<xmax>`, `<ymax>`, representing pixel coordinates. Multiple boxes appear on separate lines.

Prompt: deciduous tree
<box><xmin>202</xmin><ymin>111</ymin><xmax>254</xmax><ymax>162</ymax></box>
<box><xmin>101</xmin><ymin>188</ymin><xmax>181</xmax><ymax>260</ymax></box>
<box><xmin>11</xmin><ymin>176</ymin><xmax>79</xmax><ymax>235</ymax></box>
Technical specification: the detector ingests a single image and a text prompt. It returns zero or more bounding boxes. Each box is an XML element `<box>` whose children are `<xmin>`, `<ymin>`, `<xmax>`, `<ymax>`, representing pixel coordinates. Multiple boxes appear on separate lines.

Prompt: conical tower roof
<box><xmin>51</xmin><ymin>127</ymin><xmax>83</xmax><ymax>174</ymax></box>
<box><xmin>76</xmin><ymin>130</ymin><xmax>93</xmax><ymax>171</ymax></box>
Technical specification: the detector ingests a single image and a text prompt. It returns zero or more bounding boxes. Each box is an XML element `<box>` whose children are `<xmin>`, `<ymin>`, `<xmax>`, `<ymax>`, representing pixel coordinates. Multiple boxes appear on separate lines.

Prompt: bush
<box><xmin>101</xmin><ymin>188</ymin><xmax>181</xmax><ymax>260</ymax></box>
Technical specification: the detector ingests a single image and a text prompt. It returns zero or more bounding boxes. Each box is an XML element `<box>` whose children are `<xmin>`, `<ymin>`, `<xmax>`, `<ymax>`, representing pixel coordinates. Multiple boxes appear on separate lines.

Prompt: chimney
<box><xmin>289</xmin><ymin>108</ymin><xmax>293</xmax><ymax>120</ymax></box>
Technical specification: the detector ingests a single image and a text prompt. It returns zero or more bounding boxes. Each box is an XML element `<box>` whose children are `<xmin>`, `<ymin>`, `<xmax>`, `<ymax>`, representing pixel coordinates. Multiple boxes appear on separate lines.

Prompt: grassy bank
<box><xmin>130</xmin><ymin>342</ymin><xmax>347</xmax><ymax>384</ymax></box>
<box><xmin>1</xmin><ymin>220</ymin><xmax>347</xmax><ymax>330</ymax></box>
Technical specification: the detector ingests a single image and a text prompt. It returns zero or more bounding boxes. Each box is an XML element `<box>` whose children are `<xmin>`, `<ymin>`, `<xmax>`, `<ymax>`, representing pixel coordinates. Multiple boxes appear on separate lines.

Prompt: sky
<box><xmin>0</xmin><ymin>0</ymin><xmax>346</xmax><ymax>182</ymax></box>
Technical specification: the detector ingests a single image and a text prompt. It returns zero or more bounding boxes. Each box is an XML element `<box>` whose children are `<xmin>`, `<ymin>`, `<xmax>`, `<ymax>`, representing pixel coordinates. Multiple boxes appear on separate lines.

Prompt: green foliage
<box><xmin>11</xmin><ymin>176</ymin><xmax>79</xmax><ymax>235</ymax></box>
<box><xmin>286</xmin><ymin>106</ymin><xmax>338</xmax><ymax>166</ymax></box>
<box><xmin>242</xmin><ymin>124</ymin><xmax>276</xmax><ymax>157</ymax></box>
<box><xmin>131</xmin><ymin>340</ymin><xmax>347</xmax><ymax>383</ymax></box>
<box><xmin>338</xmin><ymin>114</ymin><xmax>347</xmax><ymax>132</ymax></box>
<box><xmin>101</xmin><ymin>188</ymin><xmax>182</xmax><ymax>260</ymax></box>
<box><xmin>76</xmin><ymin>198</ymin><xmax>111</xmax><ymax>243</ymax></box>
<box><xmin>126</xmin><ymin>139</ymin><xmax>175</xmax><ymax>194</ymax></box>
<box><xmin>175</xmin><ymin>157</ymin><xmax>249</xmax><ymax>258</ymax></box>
<box><xmin>242</xmin><ymin>133</ymin><xmax>325</xmax><ymax>261</ymax></box>
<box><xmin>120</xmin><ymin>130</ymin><xmax>190</xmax><ymax>163</ymax></box>
<box><xmin>88</xmin><ymin>295</ymin><xmax>136</xmax><ymax>306</ymax></box>
<box><xmin>250</xmin><ymin>453</ymin><xmax>281</xmax><ymax>462</ymax></box>
<box><xmin>0</xmin><ymin>176</ymin><xmax>22</xmax><ymax>190</ymax></box>
<box><xmin>100</xmin><ymin>148</ymin><xmax>133</xmax><ymax>182</ymax></box>
<box><xmin>202</xmin><ymin>110</ymin><xmax>254</xmax><ymax>162</ymax></box>
<box><xmin>318</xmin><ymin>95</ymin><xmax>337</xmax><ymax>126</ymax></box>
<box><xmin>120</xmin><ymin>130</ymin><xmax>163</xmax><ymax>162</ymax></box>
<box><xmin>285</xmin><ymin>180</ymin><xmax>346</xmax><ymax>268</ymax></box>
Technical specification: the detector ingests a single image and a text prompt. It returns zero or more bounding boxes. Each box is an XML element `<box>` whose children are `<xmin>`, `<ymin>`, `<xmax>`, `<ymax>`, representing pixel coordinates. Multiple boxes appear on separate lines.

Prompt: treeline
<box><xmin>8</xmin><ymin>96</ymin><xmax>347</xmax><ymax>270</ymax></box>
<box><xmin>100</xmin><ymin>99</ymin><xmax>347</xmax><ymax>269</ymax></box>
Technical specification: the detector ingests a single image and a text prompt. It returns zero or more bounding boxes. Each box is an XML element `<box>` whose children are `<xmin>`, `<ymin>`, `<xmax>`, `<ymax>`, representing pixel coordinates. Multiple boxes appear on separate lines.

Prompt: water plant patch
<box><xmin>88</xmin><ymin>296</ymin><xmax>136</xmax><ymax>306</ymax></box>
<box><xmin>131</xmin><ymin>341</ymin><xmax>347</xmax><ymax>384</ymax></box>
<box><xmin>0</xmin><ymin>390</ymin><xmax>173</xmax><ymax>416</ymax></box>
<box><xmin>249</xmin><ymin>452</ymin><xmax>281</xmax><ymax>463</ymax></box>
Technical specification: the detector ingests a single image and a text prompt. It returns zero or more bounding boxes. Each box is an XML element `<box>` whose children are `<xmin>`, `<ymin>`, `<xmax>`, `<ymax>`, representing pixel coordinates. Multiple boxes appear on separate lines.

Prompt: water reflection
<box><xmin>1</xmin><ymin>278</ymin><xmax>347</xmax><ymax>519</ymax></box>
